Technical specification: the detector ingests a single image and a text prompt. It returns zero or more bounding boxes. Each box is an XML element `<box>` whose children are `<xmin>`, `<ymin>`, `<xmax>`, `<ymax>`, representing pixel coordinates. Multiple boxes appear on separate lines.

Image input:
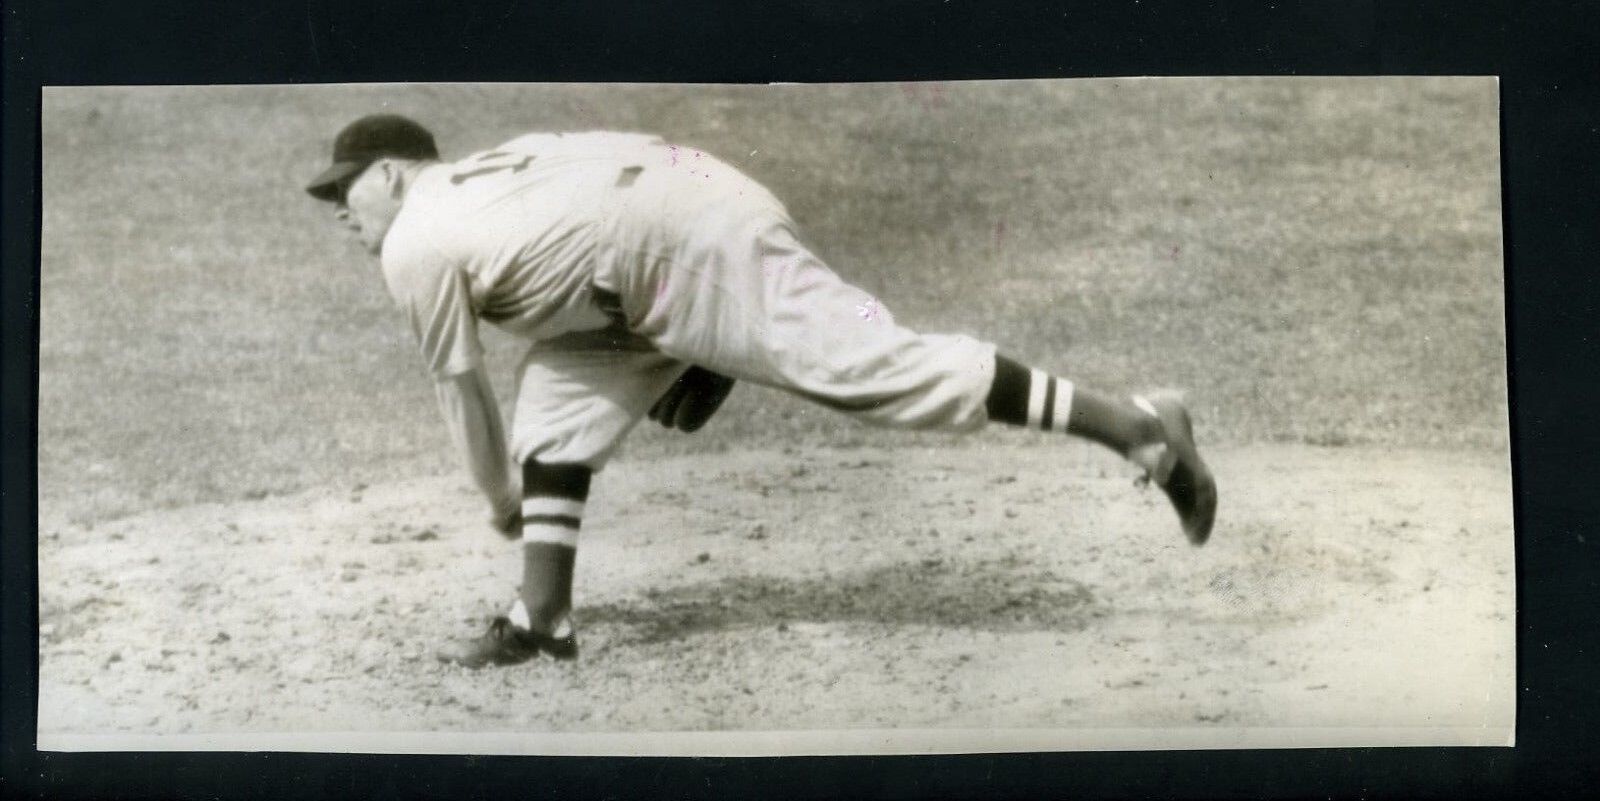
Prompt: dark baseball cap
<box><xmin>304</xmin><ymin>114</ymin><xmax>440</xmax><ymax>202</ymax></box>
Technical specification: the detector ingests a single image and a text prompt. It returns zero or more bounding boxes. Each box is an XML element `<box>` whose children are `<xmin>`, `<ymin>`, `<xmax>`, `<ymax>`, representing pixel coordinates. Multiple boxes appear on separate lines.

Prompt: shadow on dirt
<box><xmin>583</xmin><ymin>557</ymin><xmax>1100</xmax><ymax>645</ymax></box>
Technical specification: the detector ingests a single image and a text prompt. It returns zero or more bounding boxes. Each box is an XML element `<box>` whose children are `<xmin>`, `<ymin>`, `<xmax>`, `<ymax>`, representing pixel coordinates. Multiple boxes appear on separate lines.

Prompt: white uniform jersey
<box><xmin>381</xmin><ymin>131</ymin><xmax>736</xmax><ymax>378</ymax></box>
<box><xmin>380</xmin><ymin>130</ymin><xmax>992</xmax><ymax>471</ymax></box>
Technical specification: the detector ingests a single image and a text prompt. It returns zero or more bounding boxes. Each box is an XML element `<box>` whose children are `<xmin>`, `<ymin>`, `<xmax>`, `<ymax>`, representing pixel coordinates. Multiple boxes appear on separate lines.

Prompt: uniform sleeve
<box><xmin>383</xmin><ymin>248</ymin><xmax>484</xmax><ymax>379</ymax></box>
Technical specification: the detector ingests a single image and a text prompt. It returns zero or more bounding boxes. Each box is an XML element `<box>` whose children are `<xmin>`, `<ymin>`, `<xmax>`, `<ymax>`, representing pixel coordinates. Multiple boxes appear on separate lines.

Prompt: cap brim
<box><xmin>304</xmin><ymin>160</ymin><xmax>369</xmax><ymax>202</ymax></box>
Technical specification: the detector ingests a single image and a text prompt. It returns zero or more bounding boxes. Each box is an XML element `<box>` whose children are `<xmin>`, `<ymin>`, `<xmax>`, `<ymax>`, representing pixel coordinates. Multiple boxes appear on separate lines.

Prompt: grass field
<box><xmin>39</xmin><ymin>78</ymin><xmax>1505</xmax><ymax>524</ymax></box>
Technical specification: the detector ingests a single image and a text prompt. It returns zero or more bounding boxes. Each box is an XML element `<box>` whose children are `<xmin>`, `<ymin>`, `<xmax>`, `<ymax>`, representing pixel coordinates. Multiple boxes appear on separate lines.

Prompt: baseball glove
<box><xmin>649</xmin><ymin>366</ymin><xmax>737</xmax><ymax>432</ymax></box>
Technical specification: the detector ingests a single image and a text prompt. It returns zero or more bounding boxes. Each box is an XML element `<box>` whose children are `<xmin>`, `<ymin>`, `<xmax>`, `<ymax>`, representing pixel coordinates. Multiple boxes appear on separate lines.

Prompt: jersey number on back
<box><xmin>450</xmin><ymin>152</ymin><xmax>534</xmax><ymax>185</ymax></box>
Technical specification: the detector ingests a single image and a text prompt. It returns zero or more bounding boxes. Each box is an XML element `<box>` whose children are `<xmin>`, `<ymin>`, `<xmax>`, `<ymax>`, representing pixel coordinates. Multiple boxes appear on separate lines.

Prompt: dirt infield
<box><xmin>37</xmin><ymin>442</ymin><xmax>1513</xmax><ymax>748</ymax></box>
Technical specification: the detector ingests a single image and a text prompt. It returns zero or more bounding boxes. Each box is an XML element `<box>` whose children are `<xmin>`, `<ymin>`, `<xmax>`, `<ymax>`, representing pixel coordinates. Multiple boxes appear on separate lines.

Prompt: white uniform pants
<box><xmin>509</xmin><ymin>214</ymin><xmax>997</xmax><ymax>469</ymax></box>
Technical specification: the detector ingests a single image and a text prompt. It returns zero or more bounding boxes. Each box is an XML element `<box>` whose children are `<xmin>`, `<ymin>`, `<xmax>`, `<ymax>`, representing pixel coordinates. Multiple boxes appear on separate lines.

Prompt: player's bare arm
<box><xmin>434</xmin><ymin>367</ymin><xmax>520</xmax><ymax>537</ymax></box>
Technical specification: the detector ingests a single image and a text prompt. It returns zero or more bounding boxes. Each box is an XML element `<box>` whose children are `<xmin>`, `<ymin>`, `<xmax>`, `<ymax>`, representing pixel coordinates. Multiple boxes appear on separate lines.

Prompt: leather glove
<box><xmin>648</xmin><ymin>366</ymin><xmax>737</xmax><ymax>433</ymax></box>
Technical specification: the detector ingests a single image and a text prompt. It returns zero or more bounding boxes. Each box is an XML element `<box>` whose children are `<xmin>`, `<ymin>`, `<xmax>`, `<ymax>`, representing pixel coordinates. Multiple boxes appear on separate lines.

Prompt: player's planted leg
<box><xmin>513</xmin><ymin>542</ymin><xmax>578</xmax><ymax>652</ymax></box>
<box><xmin>438</xmin><ymin>461</ymin><xmax>587</xmax><ymax>668</ymax></box>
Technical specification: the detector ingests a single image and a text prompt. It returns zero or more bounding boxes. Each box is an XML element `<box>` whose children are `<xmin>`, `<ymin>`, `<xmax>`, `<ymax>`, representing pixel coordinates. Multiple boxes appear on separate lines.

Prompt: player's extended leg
<box><xmin>628</xmin><ymin>216</ymin><xmax>1215</xmax><ymax>544</ymax></box>
<box><xmin>438</xmin><ymin>326</ymin><xmax>687</xmax><ymax>668</ymax></box>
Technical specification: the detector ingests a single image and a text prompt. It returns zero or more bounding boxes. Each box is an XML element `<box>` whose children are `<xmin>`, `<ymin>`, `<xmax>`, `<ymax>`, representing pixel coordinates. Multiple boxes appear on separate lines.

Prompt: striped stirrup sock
<box><xmin>985</xmin><ymin>354</ymin><xmax>1074</xmax><ymax>432</ymax></box>
<box><xmin>520</xmin><ymin>461</ymin><xmax>592</xmax><ymax>548</ymax></box>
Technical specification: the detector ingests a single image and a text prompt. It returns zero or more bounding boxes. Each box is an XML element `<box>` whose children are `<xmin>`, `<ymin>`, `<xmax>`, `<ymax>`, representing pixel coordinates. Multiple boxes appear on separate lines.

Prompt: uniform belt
<box><xmin>592</xmin><ymin>287</ymin><xmax>628</xmax><ymax>329</ymax></box>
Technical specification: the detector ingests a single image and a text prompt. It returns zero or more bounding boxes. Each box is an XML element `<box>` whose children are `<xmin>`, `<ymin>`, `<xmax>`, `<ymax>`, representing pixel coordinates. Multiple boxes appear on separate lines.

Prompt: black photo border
<box><xmin>4</xmin><ymin>1</ymin><xmax>1597</xmax><ymax>798</ymax></box>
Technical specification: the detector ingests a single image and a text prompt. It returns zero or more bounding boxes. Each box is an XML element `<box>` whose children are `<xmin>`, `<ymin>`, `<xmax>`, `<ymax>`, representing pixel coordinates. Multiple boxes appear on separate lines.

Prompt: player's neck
<box><xmin>391</xmin><ymin>159</ymin><xmax>441</xmax><ymax>201</ymax></box>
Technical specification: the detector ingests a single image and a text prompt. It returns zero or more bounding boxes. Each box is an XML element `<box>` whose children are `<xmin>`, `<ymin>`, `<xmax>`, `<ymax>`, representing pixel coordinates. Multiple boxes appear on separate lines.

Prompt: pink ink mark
<box><xmin>1168</xmin><ymin>245</ymin><xmax>1181</xmax><ymax>260</ymax></box>
<box><xmin>993</xmin><ymin>220</ymin><xmax>1007</xmax><ymax>246</ymax></box>
<box><xmin>656</xmin><ymin>279</ymin><xmax>671</xmax><ymax>300</ymax></box>
<box><xmin>856</xmin><ymin>298</ymin><xmax>882</xmax><ymax>322</ymax></box>
<box><xmin>668</xmin><ymin>145</ymin><xmax>680</xmax><ymax>166</ymax></box>
<box><xmin>762</xmin><ymin>255</ymin><xmax>795</xmax><ymax>276</ymax></box>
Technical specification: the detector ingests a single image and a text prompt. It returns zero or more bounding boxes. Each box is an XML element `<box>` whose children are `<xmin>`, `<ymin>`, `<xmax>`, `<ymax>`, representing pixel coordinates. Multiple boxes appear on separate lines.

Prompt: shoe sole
<box><xmin>436</xmin><ymin>625</ymin><xmax>579</xmax><ymax>669</ymax></box>
<box><xmin>1142</xmin><ymin>392</ymin><xmax>1218</xmax><ymax>546</ymax></box>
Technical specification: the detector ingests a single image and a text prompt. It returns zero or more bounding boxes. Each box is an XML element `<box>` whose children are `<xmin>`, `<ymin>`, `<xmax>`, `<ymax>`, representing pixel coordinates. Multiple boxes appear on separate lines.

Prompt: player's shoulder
<box><xmin>382</xmin><ymin>185</ymin><xmax>459</xmax><ymax>294</ymax></box>
<box><xmin>492</xmin><ymin>130</ymin><xmax>666</xmax><ymax>157</ymax></box>
<box><xmin>491</xmin><ymin>132</ymin><xmax>568</xmax><ymax>155</ymax></box>
<box><xmin>387</xmin><ymin>164</ymin><xmax>467</xmax><ymax>250</ymax></box>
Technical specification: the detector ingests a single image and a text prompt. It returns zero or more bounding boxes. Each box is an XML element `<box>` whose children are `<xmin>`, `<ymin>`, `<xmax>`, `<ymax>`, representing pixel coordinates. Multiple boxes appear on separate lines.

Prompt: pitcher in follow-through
<box><xmin>304</xmin><ymin>114</ymin><xmax>1217</xmax><ymax>669</ymax></box>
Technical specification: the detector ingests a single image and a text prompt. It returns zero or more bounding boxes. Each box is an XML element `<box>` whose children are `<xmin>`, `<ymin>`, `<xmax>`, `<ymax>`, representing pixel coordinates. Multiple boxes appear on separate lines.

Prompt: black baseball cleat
<box><xmin>1132</xmin><ymin>392</ymin><xmax>1218</xmax><ymax>546</ymax></box>
<box><xmin>436</xmin><ymin>616</ymin><xmax>578</xmax><ymax>669</ymax></box>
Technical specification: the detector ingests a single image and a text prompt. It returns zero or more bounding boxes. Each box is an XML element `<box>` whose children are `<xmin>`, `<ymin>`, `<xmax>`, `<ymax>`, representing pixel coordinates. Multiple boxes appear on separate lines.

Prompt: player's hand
<box><xmin>649</xmin><ymin>366</ymin><xmax>737</xmax><ymax>433</ymax></box>
<box><xmin>488</xmin><ymin>497</ymin><xmax>522</xmax><ymax>540</ymax></box>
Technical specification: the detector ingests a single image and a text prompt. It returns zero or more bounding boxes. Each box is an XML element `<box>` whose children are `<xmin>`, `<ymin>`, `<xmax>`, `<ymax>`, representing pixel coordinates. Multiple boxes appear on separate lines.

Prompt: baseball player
<box><xmin>305</xmin><ymin>114</ymin><xmax>1217</xmax><ymax>668</ymax></box>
